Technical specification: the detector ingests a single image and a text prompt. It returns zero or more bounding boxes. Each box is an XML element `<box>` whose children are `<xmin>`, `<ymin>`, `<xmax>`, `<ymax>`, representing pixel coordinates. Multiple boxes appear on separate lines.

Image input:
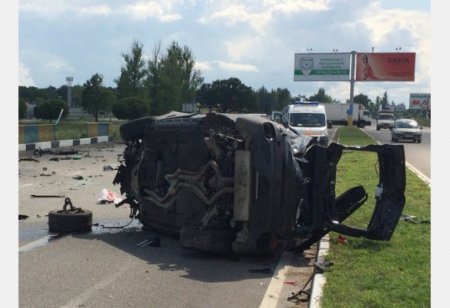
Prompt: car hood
<box><xmin>393</xmin><ymin>127</ymin><xmax>421</xmax><ymax>133</ymax></box>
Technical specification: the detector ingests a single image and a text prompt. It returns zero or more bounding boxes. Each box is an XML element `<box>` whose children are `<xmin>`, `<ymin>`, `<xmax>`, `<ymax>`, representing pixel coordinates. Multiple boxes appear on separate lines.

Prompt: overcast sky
<box><xmin>17</xmin><ymin>0</ymin><xmax>432</xmax><ymax>106</ymax></box>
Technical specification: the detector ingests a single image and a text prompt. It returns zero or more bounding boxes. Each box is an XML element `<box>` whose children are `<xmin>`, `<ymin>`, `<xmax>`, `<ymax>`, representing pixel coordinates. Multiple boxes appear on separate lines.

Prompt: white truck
<box><xmin>271</xmin><ymin>101</ymin><xmax>329</xmax><ymax>146</ymax></box>
<box><xmin>376</xmin><ymin>111</ymin><xmax>395</xmax><ymax>130</ymax></box>
<box><xmin>323</xmin><ymin>103</ymin><xmax>371</xmax><ymax>128</ymax></box>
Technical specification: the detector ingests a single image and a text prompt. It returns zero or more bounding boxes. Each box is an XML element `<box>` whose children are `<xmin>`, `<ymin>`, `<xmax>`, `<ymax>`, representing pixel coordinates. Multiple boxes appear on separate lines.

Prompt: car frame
<box><xmin>391</xmin><ymin>118</ymin><xmax>423</xmax><ymax>143</ymax></box>
<box><xmin>112</xmin><ymin>111</ymin><xmax>406</xmax><ymax>256</ymax></box>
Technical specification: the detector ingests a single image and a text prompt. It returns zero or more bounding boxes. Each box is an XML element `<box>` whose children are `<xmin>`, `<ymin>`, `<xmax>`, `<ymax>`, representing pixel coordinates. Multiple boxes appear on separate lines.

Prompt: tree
<box><xmin>380</xmin><ymin>91</ymin><xmax>389</xmax><ymax>110</ymax></box>
<box><xmin>198</xmin><ymin>78</ymin><xmax>256</xmax><ymax>113</ymax></box>
<box><xmin>81</xmin><ymin>73</ymin><xmax>113</xmax><ymax>122</ymax></box>
<box><xmin>112</xmin><ymin>97</ymin><xmax>150</xmax><ymax>120</ymax></box>
<box><xmin>19</xmin><ymin>98</ymin><xmax>27</xmax><ymax>119</ymax></box>
<box><xmin>272</xmin><ymin>88</ymin><xmax>291</xmax><ymax>111</ymax></box>
<box><xmin>308</xmin><ymin>88</ymin><xmax>334</xmax><ymax>103</ymax></box>
<box><xmin>33</xmin><ymin>99</ymin><xmax>68</xmax><ymax>123</ymax></box>
<box><xmin>115</xmin><ymin>40</ymin><xmax>148</xmax><ymax>100</ymax></box>
<box><xmin>147</xmin><ymin>41</ymin><xmax>203</xmax><ymax>114</ymax></box>
<box><xmin>353</xmin><ymin>93</ymin><xmax>372</xmax><ymax>109</ymax></box>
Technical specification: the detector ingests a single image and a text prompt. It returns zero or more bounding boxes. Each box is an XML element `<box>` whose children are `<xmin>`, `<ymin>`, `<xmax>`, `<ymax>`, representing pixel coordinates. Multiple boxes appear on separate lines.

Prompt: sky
<box><xmin>3</xmin><ymin>1</ymin><xmax>450</xmax><ymax>306</ymax></box>
<box><xmin>17</xmin><ymin>0</ymin><xmax>432</xmax><ymax>107</ymax></box>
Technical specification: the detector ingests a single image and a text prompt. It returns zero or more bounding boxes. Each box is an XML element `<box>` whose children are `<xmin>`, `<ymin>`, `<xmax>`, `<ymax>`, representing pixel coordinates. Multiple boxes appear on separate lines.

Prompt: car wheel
<box><xmin>417</xmin><ymin>138</ymin><xmax>422</xmax><ymax>143</ymax></box>
<box><xmin>48</xmin><ymin>209</ymin><xmax>93</xmax><ymax>233</ymax></box>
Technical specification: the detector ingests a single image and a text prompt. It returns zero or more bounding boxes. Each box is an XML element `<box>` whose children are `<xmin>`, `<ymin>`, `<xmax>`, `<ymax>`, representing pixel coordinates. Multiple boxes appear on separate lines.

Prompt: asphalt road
<box><xmin>362</xmin><ymin>122</ymin><xmax>431</xmax><ymax>180</ymax></box>
<box><xmin>18</xmin><ymin>142</ymin><xmax>315</xmax><ymax>308</ymax></box>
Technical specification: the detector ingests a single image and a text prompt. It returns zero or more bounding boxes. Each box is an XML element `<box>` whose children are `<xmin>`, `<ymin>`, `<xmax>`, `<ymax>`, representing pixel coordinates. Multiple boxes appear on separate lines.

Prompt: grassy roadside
<box><xmin>321</xmin><ymin>126</ymin><xmax>430</xmax><ymax>307</ymax></box>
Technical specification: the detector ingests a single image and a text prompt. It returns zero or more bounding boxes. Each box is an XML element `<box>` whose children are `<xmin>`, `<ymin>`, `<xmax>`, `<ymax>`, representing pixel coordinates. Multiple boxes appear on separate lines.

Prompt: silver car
<box><xmin>391</xmin><ymin>119</ymin><xmax>423</xmax><ymax>143</ymax></box>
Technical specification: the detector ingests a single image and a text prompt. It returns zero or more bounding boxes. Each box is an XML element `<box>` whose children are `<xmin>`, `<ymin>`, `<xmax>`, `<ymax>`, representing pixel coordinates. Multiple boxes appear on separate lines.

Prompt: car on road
<box><xmin>113</xmin><ymin>111</ymin><xmax>406</xmax><ymax>256</ymax></box>
<box><xmin>376</xmin><ymin>111</ymin><xmax>395</xmax><ymax>130</ymax></box>
<box><xmin>391</xmin><ymin>118</ymin><xmax>423</xmax><ymax>143</ymax></box>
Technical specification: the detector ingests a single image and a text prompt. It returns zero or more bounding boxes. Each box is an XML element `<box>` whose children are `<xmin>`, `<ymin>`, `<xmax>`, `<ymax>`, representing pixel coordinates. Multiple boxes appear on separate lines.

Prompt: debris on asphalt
<box><xmin>19</xmin><ymin>214</ymin><xmax>29</xmax><ymax>220</ymax></box>
<box><xmin>34</xmin><ymin>148</ymin><xmax>79</xmax><ymax>157</ymax></box>
<box><xmin>103</xmin><ymin>165</ymin><xmax>115</xmax><ymax>171</ymax></box>
<box><xmin>49</xmin><ymin>157</ymin><xmax>59</xmax><ymax>161</ymax></box>
<box><xmin>31</xmin><ymin>194</ymin><xmax>65</xmax><ymax>198</ymax></box>
<box><xmin>137</xmin><ymin>236</ymin><xmax>161</xmax><ymax>247</ymax></box>
<box><xmin>19</xmin><ymin>157</ymin><xmax>40</xmax><ymax>162</ymax></box>
<box><xmin>249</xmin><ymin>268</ymin><xmax>272</xmax><ymax>274</ymax></box>
<box><xmin>97</xmin><ymin>188</ymin><xmax>123</xmax><ymax>204</ymax></box>
<box><xmin>73</xmin><ymin>175</ymin><xmax>84</xmax><ymax>180</ymax></box>
<box><xmin>284</xmin><ymin>280</ymin><xmax>298</xmax><ymax>286</ymax></box>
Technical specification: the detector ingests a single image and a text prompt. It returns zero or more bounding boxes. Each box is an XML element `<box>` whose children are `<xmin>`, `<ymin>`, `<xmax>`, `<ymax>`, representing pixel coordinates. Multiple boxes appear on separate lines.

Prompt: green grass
<box><xmin>322</xmin><ymin>126</ymin><xmax>430</xmax><ymax>308</ymax></box>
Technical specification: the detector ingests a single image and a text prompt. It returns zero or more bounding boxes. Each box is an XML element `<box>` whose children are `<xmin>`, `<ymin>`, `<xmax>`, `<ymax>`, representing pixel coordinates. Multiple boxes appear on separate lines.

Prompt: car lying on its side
<box><xmin>391</xmin><ymin>118</ymin><xmax>423</xmax><ymax>143</ymax></box>
<box><xmin>113</xmin><ymin>111</ymin><xmax>406</xmax><ymax>256</ymax></box>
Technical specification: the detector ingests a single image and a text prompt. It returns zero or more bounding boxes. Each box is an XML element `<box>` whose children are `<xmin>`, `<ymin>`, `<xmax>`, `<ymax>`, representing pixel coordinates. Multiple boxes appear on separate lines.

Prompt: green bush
<box><xmin>33</xmin><ymin>99</ymin><xmax>69</xmax><ymax>123</ymax></box>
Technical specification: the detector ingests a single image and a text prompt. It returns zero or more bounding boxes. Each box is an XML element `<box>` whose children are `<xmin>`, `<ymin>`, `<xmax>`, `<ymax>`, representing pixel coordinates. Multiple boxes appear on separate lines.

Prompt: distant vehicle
<box><xmin>271</xmin><ymin>100</ymin><xmax>329</xmax><ymax>146</ymax></box>
<box><xmin>376</xmin><ymin>111</ymin><xmax>395</xmax><ymax>130</ymax></box>
<box><xmin>391</xmin><ymin>118</ymin><xmax>423</xmax><ymax>143</ymax></box>
<box><xmin>323</xmin><ymin>103</ymin><xmax>371</xmax><ymax>128</ymax></box>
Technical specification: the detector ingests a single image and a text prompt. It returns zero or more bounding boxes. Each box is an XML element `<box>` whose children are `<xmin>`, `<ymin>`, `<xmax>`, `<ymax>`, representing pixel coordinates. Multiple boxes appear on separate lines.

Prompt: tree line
<box><xmin>19</xmin><ymin>40</ymin><xmax>395</xmax><ymax>122</ymax></box>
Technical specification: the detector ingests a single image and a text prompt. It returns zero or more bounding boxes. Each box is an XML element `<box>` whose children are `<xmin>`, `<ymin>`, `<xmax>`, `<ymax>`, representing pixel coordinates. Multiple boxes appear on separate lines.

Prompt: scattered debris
<box><xmin>288</xmin><ymin>261</ymin><xmax>333</xmax><ymax>304</ymax></box>
<box><xmin>40</xmin><ymin>173</ymin><xmax>53</xmax><ymax>177</ymax></box>
<box><xmin>249</xmin><ymin>268</ymin><xmax>272</xmax><ymax>274</ymax></box>
<box><xmin>137</xmin><ymin>236</ymin><xmax>161</xmax><ymax>247</ymax></box>
<box><xmin>284</xmin><ymin>280</ymin><xmax>298</xmax><ymax>286</ymax></box>
<box><xmin>49</xmin><ymin>157</ymin><xmax>59</xmax><ymax>161</ymax></box>
<box><xmin>97</xmin><ymin>188</ymin><xmax>123</xmax><ymax>204</ymax></box>
<box><xmin>336</xmin><ymin>234</ymin><xmax>348</xmax><ymax>244</ymax></box>
<box><xmin>72</xmin><ymin>155</ymin><xmax>82</xmax><ymax>160</ymax></box>
<box><xmin>103</xmin><ymin>165</ymin><xmax>115</xmax><ymax>171</ymax></box>
<box><xmin>43</xmin><ymin>167</ymin><xmax>47</xmax><ymax>171</ymax></box>
<box><xmin>400</xmin><ymin>214</ymin><xmax>430</xmax><ymax>224</ymax></box>
<box><xmin>19</xmin><ymin>157</ymin><xmax>39</xmax><ymax>162</ymax></box>
<box><xmin>34</xmin><ymin>148</ymin><xmax>79</xmax><ymax>157</ymax></box>
<box><xmin>73</xmin><ymin>175</ymin><xmax>84</xmax><ymax>180</ymax></box>
<box><xmin>19</xmin><ymin>214</ymin><xmax>29</xmax><ymax>220</ymax></box>
<box><xmin>31</xmin><ymin>194</ymin><xmax>65</xmax><ymax>198</ymax></box>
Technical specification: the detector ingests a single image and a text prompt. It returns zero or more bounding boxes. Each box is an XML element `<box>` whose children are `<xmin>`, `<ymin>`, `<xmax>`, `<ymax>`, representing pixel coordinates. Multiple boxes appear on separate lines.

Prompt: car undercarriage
<box><xmin>113</xmin><ymin>112</ymin><xmax>406</xmax><ymax>255</ymax></box>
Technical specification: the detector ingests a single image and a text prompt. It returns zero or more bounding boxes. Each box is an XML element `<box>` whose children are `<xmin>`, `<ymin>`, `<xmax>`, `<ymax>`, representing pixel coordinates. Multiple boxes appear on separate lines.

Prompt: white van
<box><xmin>271</xmin><ymin>101</ymin><xmax>329</xmax><ymax>146</ymax></box>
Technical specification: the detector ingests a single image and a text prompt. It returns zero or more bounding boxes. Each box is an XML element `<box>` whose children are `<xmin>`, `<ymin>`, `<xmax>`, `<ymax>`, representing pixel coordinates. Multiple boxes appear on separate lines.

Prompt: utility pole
<box><xmin>66</xmin><ymin>77</ymin><xmax>73</xmax><ymax>108</ymax></box>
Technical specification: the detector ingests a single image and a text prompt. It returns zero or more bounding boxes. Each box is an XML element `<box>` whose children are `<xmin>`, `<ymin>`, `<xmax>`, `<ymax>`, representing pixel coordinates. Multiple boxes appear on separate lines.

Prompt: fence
<box><xmin>19</xmin><ymin>122</ymin><xmax>112</xmax><ymax>144</ymax></box>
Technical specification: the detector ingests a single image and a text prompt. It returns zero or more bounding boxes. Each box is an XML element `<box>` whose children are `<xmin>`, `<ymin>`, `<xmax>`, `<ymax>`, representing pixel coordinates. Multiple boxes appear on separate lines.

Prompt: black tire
<box><xmin>376</xmin><ymin>126</ymin><xmax>380</xmax><ymax>131</ymax></box>
<box><xmin>120</xmin><ymin>117</ymin><xmax>155</xmax><ymax>141</ymax></box>
<box><xmin>48</xmin><ymin>210</ymin><xmax>92</xmax><ymax>233</ymax></box>
<box><xmin>417</xmin><ymin>138</ymin><xmax>422</xmax><ymax>143</ymax></box>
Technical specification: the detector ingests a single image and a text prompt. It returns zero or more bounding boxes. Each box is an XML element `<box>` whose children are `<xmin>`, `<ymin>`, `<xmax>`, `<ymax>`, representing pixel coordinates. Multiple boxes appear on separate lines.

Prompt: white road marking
<box><xmin>259</xmin><ymin>251</ymin><xmax>293</xmax><ymax>308</ymax></box>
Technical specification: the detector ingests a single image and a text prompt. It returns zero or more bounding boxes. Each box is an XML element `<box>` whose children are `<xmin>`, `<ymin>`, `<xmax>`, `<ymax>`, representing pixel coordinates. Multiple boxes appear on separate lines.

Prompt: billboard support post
<box><xmin>348</xmin><ymin>51</ymin><xmax>356</xmax><ymax>126</ymax></box>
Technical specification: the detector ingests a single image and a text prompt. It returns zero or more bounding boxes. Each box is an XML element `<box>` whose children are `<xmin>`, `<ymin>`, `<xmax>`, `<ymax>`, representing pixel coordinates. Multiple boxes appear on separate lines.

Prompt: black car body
<box><xmin>113</xmin><ymin>112</ymin><xmax>406</xmax><ymax>255</ymax></box>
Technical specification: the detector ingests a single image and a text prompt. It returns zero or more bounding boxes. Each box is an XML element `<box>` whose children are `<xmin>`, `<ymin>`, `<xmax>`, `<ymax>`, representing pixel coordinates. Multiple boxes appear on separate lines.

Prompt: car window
<box><xmin>290</xmin><ymin>113</ymin><xmax>325</xmax><ymax>127</ymax></box>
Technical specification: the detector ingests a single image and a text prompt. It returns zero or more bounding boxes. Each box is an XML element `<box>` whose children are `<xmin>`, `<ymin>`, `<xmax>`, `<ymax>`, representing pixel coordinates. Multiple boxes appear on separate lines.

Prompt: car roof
<box><xmin>395</xmin><ymin>118</ymin><xmax>418</xmax><ymax>124</ymax></box>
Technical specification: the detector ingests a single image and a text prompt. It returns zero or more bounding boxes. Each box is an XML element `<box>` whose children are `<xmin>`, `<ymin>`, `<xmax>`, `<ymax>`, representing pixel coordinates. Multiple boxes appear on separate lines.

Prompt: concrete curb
<box><xmin>19</xmin><ymin>136</ymin><xmax>114</xmax><ymax>152</ymax></box>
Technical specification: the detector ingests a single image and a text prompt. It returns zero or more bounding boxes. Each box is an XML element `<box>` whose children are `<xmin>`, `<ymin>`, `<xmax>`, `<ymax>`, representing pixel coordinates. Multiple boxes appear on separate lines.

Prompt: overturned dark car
<box><xmin>113</xmin><ymin>112</ymin><xmax>405</xmax><ymax>255</ymax></box>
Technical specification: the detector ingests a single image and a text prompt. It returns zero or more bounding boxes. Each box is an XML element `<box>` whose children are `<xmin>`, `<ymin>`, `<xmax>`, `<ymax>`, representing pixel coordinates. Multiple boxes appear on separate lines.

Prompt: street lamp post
<box><xmin>66</xmin><ymin>77</ymin><xmax>73</xmax><ymax>108</ymax></box>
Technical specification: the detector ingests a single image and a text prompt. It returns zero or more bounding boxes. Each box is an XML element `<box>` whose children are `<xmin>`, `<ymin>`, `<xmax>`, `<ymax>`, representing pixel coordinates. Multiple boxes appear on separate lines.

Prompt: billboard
<box><xmin>355</xmin><ymin>52</ymin><xmax>415</xmax><ymax>81</ymax></box>
<box><xmin>409</xmin><ymin>93</ymin><xmax>431</xmax><ymax>110</ymax></box>
<box><xmin>294</xmin><ymin>53</ymin><xmax>351</xmax><ymax>81</ymax></box>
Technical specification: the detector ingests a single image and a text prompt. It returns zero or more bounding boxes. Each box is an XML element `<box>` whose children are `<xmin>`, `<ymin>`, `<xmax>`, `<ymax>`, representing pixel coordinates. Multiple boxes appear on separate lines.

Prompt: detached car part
<box><xmin>113</xmin><ymin>112</ymin><xmax>405</xmax><ymax>255</ymax></box>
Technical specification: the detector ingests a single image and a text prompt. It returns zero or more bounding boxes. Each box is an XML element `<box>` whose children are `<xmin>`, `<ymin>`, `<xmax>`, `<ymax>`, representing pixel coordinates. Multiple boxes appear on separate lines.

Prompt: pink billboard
<box><xmin>355</xmin><ymin>52</ymin><xmax>415</xmax><ymax>81</ymax></box>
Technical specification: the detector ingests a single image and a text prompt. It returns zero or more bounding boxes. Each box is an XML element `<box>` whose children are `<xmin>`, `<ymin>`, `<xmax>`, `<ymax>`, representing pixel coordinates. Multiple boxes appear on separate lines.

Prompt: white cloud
<box><xmin>19</xmin><ymin>0</ymin><xmax>112</xmax><ymax>16</ymax></box>
<box><xmin>43</xmin><ymin>55</ymin><xmax>75</xmax><ymax>75</ymax></box>
<box><xmin>195</xmin><ymin>61</ymin><xmax>212</xmax><ymax>71</ymax></box>
<box><xmin>19</xmin><ymin>62</ymin><xmax>35</xmax><ymax>87</ymax></box>
<box><xmin>122</xmin><ymin>1</ymin><xmax>182</xmax><ymax>21</ymax></box>
<box><xmin>198</xmin><ymin>0</ymin><xmax>330</xmax><ymax>33</ymax></box>
<box><xmin>214</xmin><ymin>60</ymin><xmax>258</xmax><ymax>72</ymax></box>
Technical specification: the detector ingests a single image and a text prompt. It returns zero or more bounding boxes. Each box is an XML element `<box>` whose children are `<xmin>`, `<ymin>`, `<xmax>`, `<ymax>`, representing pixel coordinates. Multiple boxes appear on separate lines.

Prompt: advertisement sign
<box><xmin>409</xmin><ymin>93</ymin><xmax>431</xmax><ymax>110</ymax></box>
<box><xmin>294</xmin><ymin>53</ymin><xmax>351</xmax><ymax>81</ymax></box>
<box><xmin>355</xmin><ymin>52</ymin><xmax>415</xmax><ymax>81</ymax></box>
